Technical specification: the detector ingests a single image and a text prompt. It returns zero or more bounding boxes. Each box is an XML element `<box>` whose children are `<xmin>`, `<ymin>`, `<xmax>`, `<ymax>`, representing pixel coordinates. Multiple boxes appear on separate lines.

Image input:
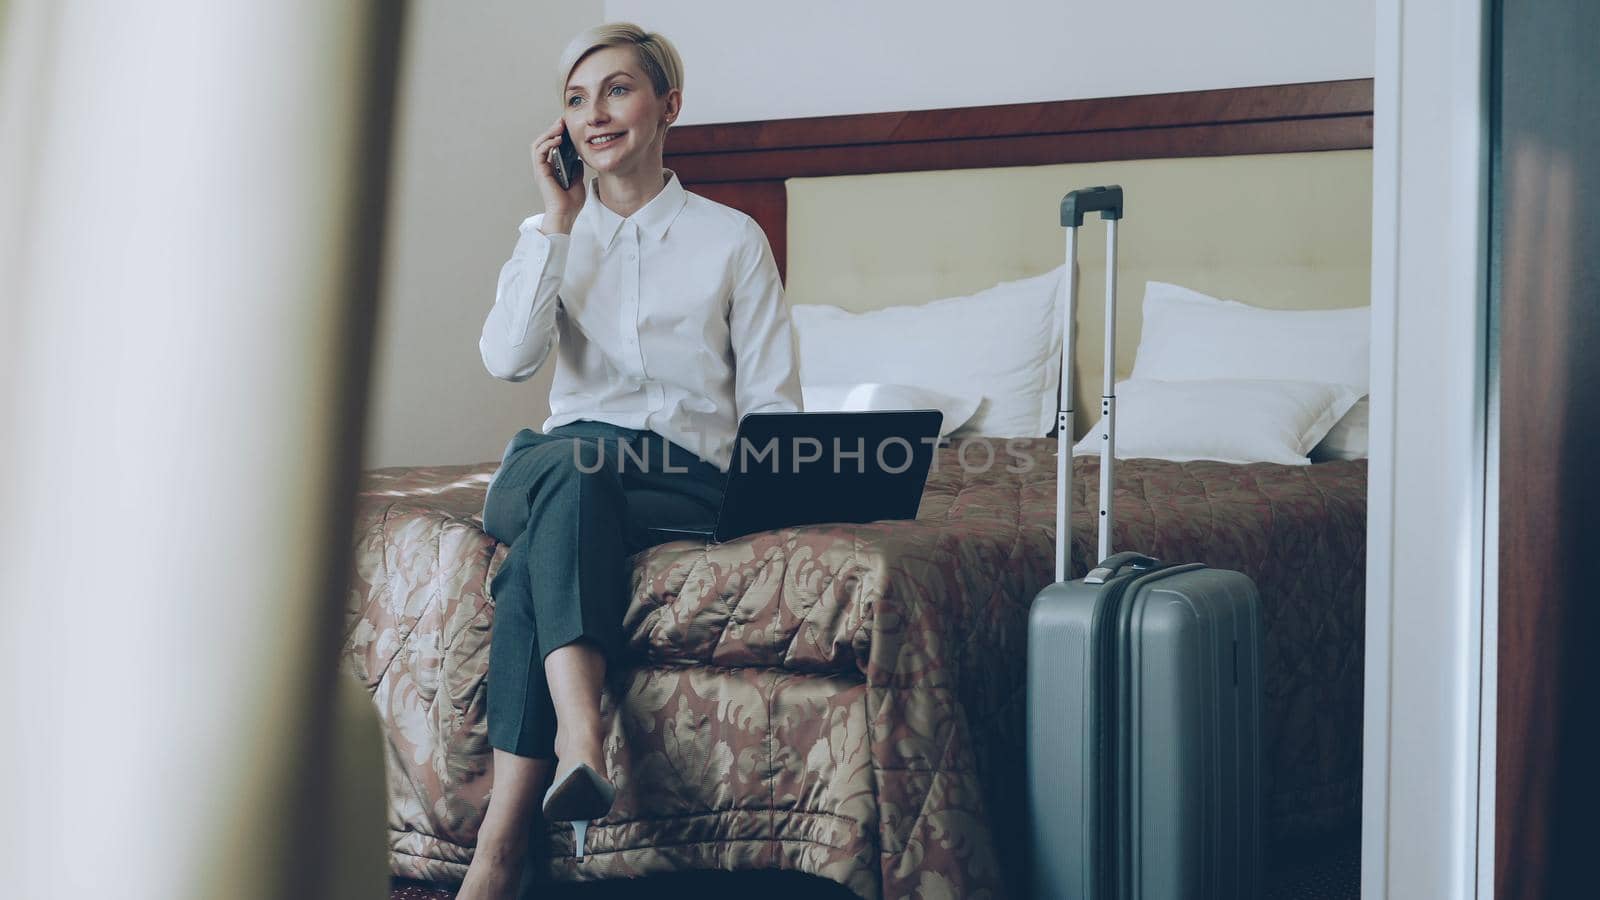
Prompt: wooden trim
<box><xmin>670</xmin><ymin>118</ymin><xmax>1370</xmax><ymax>183</ymax></box>
<box><xmin>664</xmin><ymin>79</ymin><xmax>1373</xmax><ymax>274</ymax></box>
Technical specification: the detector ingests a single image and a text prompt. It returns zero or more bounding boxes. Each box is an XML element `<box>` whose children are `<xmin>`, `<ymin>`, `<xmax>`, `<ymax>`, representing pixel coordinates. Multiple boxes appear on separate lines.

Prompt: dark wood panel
<box><xmin>665</xmin><ymin>79</ymin><xmax>1372</xmax><ymax>154</ymax></box>
<box><xmin>665</xmin><ymin>79</ymin><xmax>1373</xmax><ymax>277</ymax></box>
<box><xmin>1494</xmin><ymin>0</ymin><xmax>1600</xmax><ymax>898</ymax></box>
<box><xmin>670</xmin><ymin>118</ymin><xmax>1371</xmax><ymax>184</ymax></box>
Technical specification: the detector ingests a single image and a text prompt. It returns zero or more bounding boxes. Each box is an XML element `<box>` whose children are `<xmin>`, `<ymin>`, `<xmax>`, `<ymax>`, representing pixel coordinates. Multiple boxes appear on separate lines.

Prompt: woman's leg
<box><xmin>465</xmin><ymin>430</ymin><xmax>619</xmax><ymax>897</ymax></box>
<box><xmin>522</xmin><ymin>434</ymin><xmax>631</xmax><ymax>770</ymax></box>
<box><xmin>537</xmin><ymin>429</ymin><xmax>723</xmax><ymax>788</ymax></box>
<box><xmin>484</xmin><ymin>429</ymin><xmax>631</xmax><ymax>760</ymax></box>
<box><xmin>456</xmin><ymin>751</ymin><xmax>552</xmax><ymax>900</ymax></box>
<box><xmin>462</xmin><ymin>494</ymin><xmax>568</xmax><ymax>899</ymax></box>
<box><xmin>472</xmin><ymin>424</ymin><xmax>723</xmax><ymax>879</ymax></box>
<box><xmin>545</xmin><ymin>640</ymin><xmax>609</xmax><ymax>787</ymax></box>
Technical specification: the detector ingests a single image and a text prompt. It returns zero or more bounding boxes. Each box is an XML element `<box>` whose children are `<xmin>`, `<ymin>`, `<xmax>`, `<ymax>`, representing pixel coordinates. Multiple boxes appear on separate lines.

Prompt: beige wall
<box><xmin>364</xmin><ymin>0</ymin><xmax>603</xmax><ymax>469</ymax></box>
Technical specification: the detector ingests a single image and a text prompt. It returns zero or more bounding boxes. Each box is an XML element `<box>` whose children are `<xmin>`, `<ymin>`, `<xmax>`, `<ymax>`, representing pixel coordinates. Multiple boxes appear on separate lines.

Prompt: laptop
<box><xmin>648</xmin><ymin>409</ymin><xmax>944</xmax><ymax>544</ymax></box>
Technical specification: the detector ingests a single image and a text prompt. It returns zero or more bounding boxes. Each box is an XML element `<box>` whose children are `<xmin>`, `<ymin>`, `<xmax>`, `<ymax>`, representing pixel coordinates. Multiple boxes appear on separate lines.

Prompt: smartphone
<box><xmin>549</xmin><ymin>127</ymin><xmax>584</xmax><ymax>190</ymax></box>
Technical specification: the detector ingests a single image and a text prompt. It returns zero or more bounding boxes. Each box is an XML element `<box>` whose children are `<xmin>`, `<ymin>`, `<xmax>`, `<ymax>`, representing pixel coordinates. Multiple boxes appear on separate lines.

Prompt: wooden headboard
<box><xmin>664</xmin><ymin>79</ymin><xmax>1374</xmax><ymax>281</ymax></box>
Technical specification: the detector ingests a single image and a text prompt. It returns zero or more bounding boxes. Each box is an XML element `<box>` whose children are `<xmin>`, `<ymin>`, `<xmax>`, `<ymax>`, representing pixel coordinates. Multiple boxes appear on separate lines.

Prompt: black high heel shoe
<box><xmin>541</xmin><ymin>763</ymin><xmax>616</xmax><ymax>859</ymax></box>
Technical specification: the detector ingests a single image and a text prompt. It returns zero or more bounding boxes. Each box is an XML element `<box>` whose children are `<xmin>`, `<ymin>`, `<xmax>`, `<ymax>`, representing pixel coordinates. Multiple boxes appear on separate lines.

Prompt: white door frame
<box><xmin>1363</xmin><ymin>0</ymin><xmax>1495</xmax><ymax>897</ymax></box>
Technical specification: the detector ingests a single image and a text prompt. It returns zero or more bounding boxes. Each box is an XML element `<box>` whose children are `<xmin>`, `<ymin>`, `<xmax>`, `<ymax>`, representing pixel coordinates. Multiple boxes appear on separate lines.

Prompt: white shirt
<box><xmin>480</xmin><ymin>169</ymin><xmax>802</xmax><ymax>473</ymax></box>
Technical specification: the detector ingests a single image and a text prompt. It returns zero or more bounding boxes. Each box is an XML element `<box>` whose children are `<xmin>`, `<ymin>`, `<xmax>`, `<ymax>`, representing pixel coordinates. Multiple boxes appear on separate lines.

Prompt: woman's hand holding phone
<box><xmin>530</xmin><ymin>116</ymin><xmax>584</xmax><ymax>235</ymax></box>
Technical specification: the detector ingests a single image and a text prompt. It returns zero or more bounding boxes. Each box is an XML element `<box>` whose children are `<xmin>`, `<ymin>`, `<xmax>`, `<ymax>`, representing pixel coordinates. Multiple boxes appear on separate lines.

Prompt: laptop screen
<box><xmin>713</xmin><ymin>409</ymin><xmax>943</xmax><ymax>541</ymax></box>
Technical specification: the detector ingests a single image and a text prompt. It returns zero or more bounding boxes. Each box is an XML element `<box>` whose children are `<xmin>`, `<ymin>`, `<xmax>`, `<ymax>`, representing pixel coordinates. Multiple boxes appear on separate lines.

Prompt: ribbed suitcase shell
<box><xmin>1028</xmin><ymin>564</ymin><xmax>1262</xmax><ymax>898</ymax></box>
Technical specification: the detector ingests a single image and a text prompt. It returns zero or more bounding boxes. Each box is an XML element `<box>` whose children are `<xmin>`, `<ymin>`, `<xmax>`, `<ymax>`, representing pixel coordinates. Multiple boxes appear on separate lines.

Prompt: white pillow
<box><xmin>1310</xmin><ymin>396</ymin><xmax>1370</xmax><ymax>461</ymax></box>
<box><xmin>801</xmin><ymin>382</ymin><xmax>979</xmax><ymax>437</ymax></box>
<box><xmin>1132</xmin><ymin>281</ymin><xmax>1370</xmax><ymax>392</ymax></box>
<box><xmin>1071</xmin><ymin>378</ymin><xmax>1362</xmax><ymax>465</ymax></box>
<box><xmin>791</xmin><ymin>267</ymin><xmax>1063</xmax><ymax>438</ymax></box>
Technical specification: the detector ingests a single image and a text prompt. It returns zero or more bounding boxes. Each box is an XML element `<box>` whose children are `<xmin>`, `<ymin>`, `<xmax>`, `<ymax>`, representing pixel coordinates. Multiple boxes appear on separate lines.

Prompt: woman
<box><xmin>458</xmin><ymin>22</ymin><xmax>802</xmax><ymax>900</ymax></box>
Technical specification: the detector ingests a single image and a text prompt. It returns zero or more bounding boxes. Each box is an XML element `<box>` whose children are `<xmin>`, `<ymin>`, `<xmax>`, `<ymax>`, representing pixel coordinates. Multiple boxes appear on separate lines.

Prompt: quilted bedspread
<box><xmin>343</xmin><ymin>438</ymin><xmax>1366</xmax><ymax>899</ymax></box>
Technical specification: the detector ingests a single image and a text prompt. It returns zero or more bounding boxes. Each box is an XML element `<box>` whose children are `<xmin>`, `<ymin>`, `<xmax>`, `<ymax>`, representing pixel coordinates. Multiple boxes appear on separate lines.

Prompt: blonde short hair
<box><xmin>557</xmin><ymin>23</ymin><xmax>684</xmax><ymax>100</ymax></box>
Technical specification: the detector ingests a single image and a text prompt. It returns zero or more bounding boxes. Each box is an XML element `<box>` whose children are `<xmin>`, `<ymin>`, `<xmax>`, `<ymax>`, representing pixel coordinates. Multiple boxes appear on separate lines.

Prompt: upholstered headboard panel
<box><xmin>784</xmin><ymin>150</ymin><xmax>1373</xmax><ymax>431</ymax></box>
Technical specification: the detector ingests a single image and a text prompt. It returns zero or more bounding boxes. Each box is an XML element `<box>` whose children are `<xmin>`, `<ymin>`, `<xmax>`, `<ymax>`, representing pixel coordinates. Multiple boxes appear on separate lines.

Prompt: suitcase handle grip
<box><xmin>1060</xmin><ymin>185</ymin><xmax>1124</xmax><ymax>227</ymax></box>
<box><xmin>1082</xmin><ymin>551</ymin><xmax>1161</xmax><ymax>585</ymax></box>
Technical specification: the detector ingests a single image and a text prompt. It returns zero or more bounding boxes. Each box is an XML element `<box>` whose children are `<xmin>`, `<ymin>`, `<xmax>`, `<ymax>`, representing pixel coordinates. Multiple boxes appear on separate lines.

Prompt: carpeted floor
<box><xmin>393</xmin><ymin>836</ymin><xmax>1361</xmax><ymax>899</ymax></box>
<box><xmin>1263</xmin><ymin>831</ymin><xmax>1363</xmax><ymax>900</ymax></box>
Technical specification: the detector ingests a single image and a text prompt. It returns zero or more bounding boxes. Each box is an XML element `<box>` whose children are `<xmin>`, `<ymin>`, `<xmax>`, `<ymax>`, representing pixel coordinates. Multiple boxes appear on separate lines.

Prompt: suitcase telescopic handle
<box><xmin>1055</xmin><ymin>185</ymin><xmax>1125</xmax><ymax>583</ymax></box>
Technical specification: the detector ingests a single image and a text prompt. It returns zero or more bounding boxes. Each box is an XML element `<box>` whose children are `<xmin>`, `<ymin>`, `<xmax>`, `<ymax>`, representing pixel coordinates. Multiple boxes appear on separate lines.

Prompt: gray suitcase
<box><xmin>1027</xmin><ymin>186</ymin><xmax>1263</xmax><ymax>899</ymax></box>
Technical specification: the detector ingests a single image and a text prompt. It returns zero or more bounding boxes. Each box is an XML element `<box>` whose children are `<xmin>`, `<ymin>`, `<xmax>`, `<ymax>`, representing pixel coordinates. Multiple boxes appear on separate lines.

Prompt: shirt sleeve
<box><xmin>727</xmin><ymin>217</ymin><xmax>804</xmax><ymax>418</ymax></box>
<box><xmin>479</xmin><ymin>214</ymin><xmax>569</xmax><ymax>382</ymax></box>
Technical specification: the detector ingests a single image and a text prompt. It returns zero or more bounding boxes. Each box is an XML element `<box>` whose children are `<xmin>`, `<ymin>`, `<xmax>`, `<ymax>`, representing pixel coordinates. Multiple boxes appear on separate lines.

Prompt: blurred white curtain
<box><xmin>0</xmin><ymin>2</ymin><xmax>403</xmax><ymax>898</ymax></box>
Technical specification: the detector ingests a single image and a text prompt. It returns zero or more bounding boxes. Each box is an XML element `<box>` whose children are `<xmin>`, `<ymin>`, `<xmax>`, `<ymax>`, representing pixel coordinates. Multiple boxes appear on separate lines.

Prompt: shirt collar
<box><xmin>581</xmin><ymin>168</ymin><xmax>689</xmax><ymax>250</ymax></box>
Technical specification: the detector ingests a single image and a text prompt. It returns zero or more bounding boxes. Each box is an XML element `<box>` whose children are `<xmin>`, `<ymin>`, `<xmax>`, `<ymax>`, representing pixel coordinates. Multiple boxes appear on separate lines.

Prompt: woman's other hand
<box><xmin>531</xmin><ymin>116</ymin><xmax>584</xmax><ymax>234</ymax></box>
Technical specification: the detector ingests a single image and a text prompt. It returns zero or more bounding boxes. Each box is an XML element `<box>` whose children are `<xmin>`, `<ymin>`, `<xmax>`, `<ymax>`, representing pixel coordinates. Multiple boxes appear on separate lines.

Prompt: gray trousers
<box><xmin>481</xmin><ymin>420</ymin><xmax>725</xmax><ymax>758</ymax></box>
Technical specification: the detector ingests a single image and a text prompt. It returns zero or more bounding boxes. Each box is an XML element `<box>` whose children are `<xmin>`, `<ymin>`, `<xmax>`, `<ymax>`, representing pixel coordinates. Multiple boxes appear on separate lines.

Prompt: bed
<box><xmin>346</xmin><ymin>78</ymin><xmax>1374</xmax><ymax>899</ymax></box>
